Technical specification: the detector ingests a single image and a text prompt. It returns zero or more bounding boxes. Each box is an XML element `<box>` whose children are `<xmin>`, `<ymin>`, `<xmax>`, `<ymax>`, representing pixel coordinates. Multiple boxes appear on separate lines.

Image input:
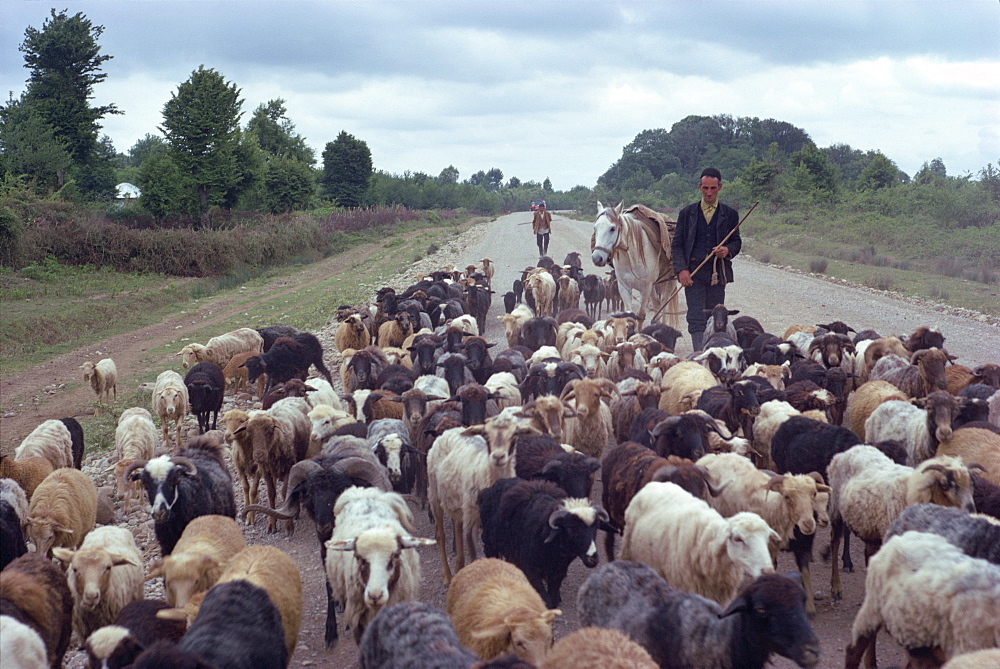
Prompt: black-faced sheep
<box><xmin>578</xmin><ymin>560</ymin><xmax>820</xmax><ymax>669</ymax></box>
<box><xmin>514</xmin><ymin>434</ymin><xmax>599</xmax><ymax>499</ymax></box>
<box><xmin>126</xmin><ymin>436</ymin><xmax>236</xmax><ymax>556</ymax></box>
<box><xmin>478</xmin><ymin>478</ymin><xmax>608</xmax><ymax>608</ymax></box>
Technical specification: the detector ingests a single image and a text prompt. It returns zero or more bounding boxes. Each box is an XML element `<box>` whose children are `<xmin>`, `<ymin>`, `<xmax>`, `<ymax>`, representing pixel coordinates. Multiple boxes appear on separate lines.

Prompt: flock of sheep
<box><xmin>2</xmin><ymin>250</ymin><xmax>1000</xmax><ymax>669</ymax></box>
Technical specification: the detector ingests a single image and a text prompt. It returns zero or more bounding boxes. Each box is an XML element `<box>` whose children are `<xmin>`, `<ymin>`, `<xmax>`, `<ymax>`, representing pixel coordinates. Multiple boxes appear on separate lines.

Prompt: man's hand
<box><xmin>712</xmin><ymin>245</ymin><xmax>729</xmax><ymax>259</ymax></box>
<box><xmin>678</xmin><ymin>269</ymin><xmax>693</xmax><ymax>287</ymax></box>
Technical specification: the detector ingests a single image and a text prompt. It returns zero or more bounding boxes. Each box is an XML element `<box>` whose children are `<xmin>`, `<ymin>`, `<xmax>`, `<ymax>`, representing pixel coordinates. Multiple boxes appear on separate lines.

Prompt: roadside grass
<box><xmin>1</xmin><ymin>217</ymin><xmax>478</xmax><ymax>378</ymax></box>
<box><xmin>742</xmin><ymin>236</ymin><xmax>1000</xmax><ymax>316</ymax></box>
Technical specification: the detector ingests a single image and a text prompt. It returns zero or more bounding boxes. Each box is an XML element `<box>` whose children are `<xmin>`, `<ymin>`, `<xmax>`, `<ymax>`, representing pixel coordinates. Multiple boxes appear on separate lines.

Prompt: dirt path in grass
<box><xmin>1</xmin><ymin>239</ymin><xmax>393</xmax><ymax>452</ymax></box>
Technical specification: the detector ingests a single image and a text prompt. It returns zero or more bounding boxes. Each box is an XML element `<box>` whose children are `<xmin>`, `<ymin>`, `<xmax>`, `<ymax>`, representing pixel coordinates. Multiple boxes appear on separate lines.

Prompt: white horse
<box><xmin>591</xmin><ymin>201</ymin><xmax>681</xmax><ymax>329</ymax></box>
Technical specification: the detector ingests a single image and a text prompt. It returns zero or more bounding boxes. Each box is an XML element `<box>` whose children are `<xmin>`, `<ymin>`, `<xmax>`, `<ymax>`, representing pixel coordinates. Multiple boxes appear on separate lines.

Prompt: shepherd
<box><xmin>671</xmin><ymin>167</ymin><xmax>742</xmax><ymax>353</ymax></box>
<box><xmin>532</xmin><ymin>201</ymin><xmax>552</xmax><ymax>256</ymax></box>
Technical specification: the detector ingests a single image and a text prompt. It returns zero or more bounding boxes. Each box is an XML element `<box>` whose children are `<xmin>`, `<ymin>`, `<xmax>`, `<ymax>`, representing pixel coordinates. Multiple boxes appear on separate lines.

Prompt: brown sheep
<box><xmin>26</xmin><ymin>468</ymin><xmax>97</xmax><ymax>558</ymax></box>
<box><xmin>946</xmin><ymin>362</ymin><xmax>1000</xmax><ymax>395</ymax></box>
<box><xmin>904</xmin><ymin>325</ymin><xmax>946</xmax><ymax>354</ymax></box>
<box><xmin>335</xmin><ymin>313</ymin><xmax>371</xmax><ymax>353</ymax></box>
<box><xmin>377</xmin><ymin>312</ymin><xmax>414</xmax><ymax>349</ymax></box>
<box><xmin>222</xmin><ymin>409</ymin><xmax>261</xmax><ymax>526</ymax></box>
<box><xmin>447</xmin><ymin>558</ymin><xmax>561</xmax><ymax>666</ymax></box>
<box><xmin>0</xmin><ymin>454</ymin><xmax>54</xmax><ymax>499</ymax></box>
<box><xmin>936</xmin><ymin>427</ymin><xmax>1000</xmax><ymax>485</ymax></box>
<box><xmin>222</xmin><ymin>351</ymin><xmax>265</xmax><ymax>397</ymax></box>
<box><xmin>874</xmin><ymin>347</ymin><xmax>956</xmax><ymax>398</ymax></box>
<box><xmin>0</xmin><ymin>553</ymin><xmax>74</xmax><ymax>668</ymax></box>
<box><xmin>541</xmin><ymin>627</ymin><xmax>659</xmax><ymax>669</ymax></box>
<box><xmin>862</xmin><ymin>335</ymin><xmax>910</xmax><ymax>381</ymax></box>
<box><xmin>845</xmin><ymin>380</ymin><xmax>908</xmax><ymax>439</ymax></box>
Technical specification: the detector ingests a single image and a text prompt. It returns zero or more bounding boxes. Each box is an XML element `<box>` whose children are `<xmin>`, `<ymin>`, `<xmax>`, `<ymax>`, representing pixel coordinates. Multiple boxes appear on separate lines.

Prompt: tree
<box><xmin>160</xmin><ymin>66</ymin><xmax>243</xmax><ymax>227</ymax></box>
<box><xmin>542</xmin><ymin>177</ymin><xmax>553</xmax><ymax>193</ymax></box>
<box><xmin>263</xmin><ymin>156</ymin><xmax>316</xmax><ymax>213</ymax></box>
<box><xmin>506</xmin><ymin>176</ymin><xmax>521</xmax><ymax>189</ymax></box>
<box><xmin>19</xmin><ymin>9</ymin><xmax>121</xmax><ymax>199</ymax></box>
<box><xmin>484</xmin><ymin>168</ymin><xmax>504</xmax><ymax>192</ymax></box>
<box><xmin>127</xmin><ymin>134</ymin><xmax>166</xmax><ymax>167</ymax></box>
<box><xmin>246</xmin><ymin>99</ymin><xmax>314</xmax><ymax>164</ymax></box>
<box><xmin>739</xmin><ymin>157</ymin><xmax>783</xmax><ymax>203</ymax></box>
<box><xmin>914</xmin><ymin>157</ymin><xmax>948</xmax><ymax>185</ymax></box>
<box><xmin>857</xmin><ymin>153</ymin><xmax>900</xmax><ymax>191</ymax></box>
<box><xmin>321</xmin><ymin>131</ymin><xmax>372</xmax><ymax>207</ymax></box>
<box><xmin>438</xmin><ymin>165</ymin><xmax>459</xmax><ymax>184</ymax></box>
<box><xmin>979</xmin><ymin>163</ymin><xmax>1000</xmax><ymax>205</ymax></box>
<box><xmin>0</xmin><ymin>97</ymin><xmax>71</xmax><ymax>193</ymax></box>
<box><xmin>137</xmin><ymin>146</ymin><xmax>187</xmax><ymax>219</ymax></box>
<box><xmin>786</xmin><ymin>143</ymin><xmax>838</xmax><ymax>198</ymax></box>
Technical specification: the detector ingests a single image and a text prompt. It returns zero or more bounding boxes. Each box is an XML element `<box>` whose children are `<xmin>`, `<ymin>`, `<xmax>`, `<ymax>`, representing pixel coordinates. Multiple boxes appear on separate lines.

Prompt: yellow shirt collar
<box><xmin>701</xmin><ymin>199</ymin><xmax>717</xmax><ymax>221</ymax></box>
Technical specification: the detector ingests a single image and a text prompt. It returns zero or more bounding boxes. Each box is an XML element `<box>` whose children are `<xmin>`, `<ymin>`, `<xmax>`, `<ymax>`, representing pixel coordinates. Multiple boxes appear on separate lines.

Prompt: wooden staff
<box><xmin>651</xmin><ymin>201</ymin><xmax>759</xmax><ymax>323</ymax></box>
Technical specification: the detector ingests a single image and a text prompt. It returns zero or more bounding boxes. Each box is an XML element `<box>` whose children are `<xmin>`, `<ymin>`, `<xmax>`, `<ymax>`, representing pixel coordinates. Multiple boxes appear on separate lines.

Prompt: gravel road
<box><xmin>8</xmin><ymin>210</ymin><xmax>999</xmax><ymax>668</ymax></box>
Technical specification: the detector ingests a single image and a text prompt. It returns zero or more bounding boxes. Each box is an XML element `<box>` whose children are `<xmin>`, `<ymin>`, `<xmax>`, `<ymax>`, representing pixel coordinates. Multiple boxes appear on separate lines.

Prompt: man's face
<box><xmin>700</xmin><ymin>176</ymin><xmax>721</xmax><ymax>205</ymax></box>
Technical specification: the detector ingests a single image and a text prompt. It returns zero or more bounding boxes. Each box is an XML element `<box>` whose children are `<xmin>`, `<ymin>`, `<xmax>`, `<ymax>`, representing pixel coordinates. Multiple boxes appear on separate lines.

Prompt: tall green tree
<box><xmin>160</xmin><ymin>66</ymin><xmax>243</xmax><ymax>227</ymax></box>
<box><xmin>263</xmin><ymin>156</ymin><xmax>317</xmax><ymax>213</ymax></box>
<box><xmin>857</xmin><ymin>153</ymin><xmax>900</xmax><ymax>191</ymax></box>
<box><xmin>321</xmin><ymin>131</ymin><xmax>372</xmax><ymax>207</ymax></box>
<box><xmin>438</xmin><ymin>165</ymin><xmax>459</xmax><ymax>184</ymax></box>
<box><xmin>786</xmin><ymin>143</ymin><xmax>839</xmax><ymax>199</ymax></box>
<box><xmin>0</xmin><ymin>97</ymin><xmax>72</xmax><ymax>193</ymax></box>
<box><xmin>137</xmin><ymin>145</ymin><xmax>188</xmax><ymax>219</ymax></box>
<box><xmin>18</xmin><ymin>9</ymin><xmax>121</xmax><ymax>199</ymax></box>
<box><xmin>127</xmin><ymin>134</ymin><xmax>166</xmax><ymax>168</ymax></box>
<box><xmin>247</xmin><ymin>99</ymin><xmax>315</xmax><ymax>164</ymax></box>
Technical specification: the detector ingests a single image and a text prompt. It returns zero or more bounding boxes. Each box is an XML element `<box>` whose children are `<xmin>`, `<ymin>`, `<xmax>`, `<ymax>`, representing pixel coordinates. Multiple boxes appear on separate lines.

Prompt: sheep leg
<box><xmin>240</xmin><ymin>474</ymin><xmax>255</xmax><ymax>526</ymax></box>
<box><xmin>842</xmin><ymin>528</ymin><xmax>854</xmax><ymax>573</ymax></box>
<box><xmin>844</xmin><ymin>628</ymin><xmax>877</xmax><ymax>669</ymax></box>
<box><xmin>795</xmin><ymin>545</ymin><xmax>816</xmax><ymax>616</ymax></box>
<box><xmin>265</xmin><ymin>473</ymin><xmax>278</xmax><ymax>534</ymax></box>
<box><xmin>162</xmin><ymin>424</ymin><xmax>170</xmax><ymax>448</ymax></box>
<box><xmin>434</xmin><ymin>506</ymin><xmax>452</xmax><ymax>585</ymax></box>
<box><xmin>862</xmin><ymin>539</ymin><xmax>880</xmax><ymax>567</ymax></box>
<box><xmin>174</xmin><ymin>421</ymin><xmax>183</xmax><ymax>451</ymax></box>
<box><xmin>604</xmin><ymin>528</ymin><xmax>616</xmax><ymax>562</ymax></box>
<box><xmin>324</xmin><ymin>577</ymin><xmax>339</xmax><ymax>648</ymax></box>
<box><xmin>830</xmin><ymin>516</ymin><xmax>844</xmax><ymax>600</ymax></box>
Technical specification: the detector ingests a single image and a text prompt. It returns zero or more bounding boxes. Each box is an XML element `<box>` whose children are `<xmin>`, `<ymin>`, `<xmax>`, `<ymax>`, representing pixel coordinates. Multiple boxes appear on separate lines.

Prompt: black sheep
<box><xmin>244</xmin><ymin>332</ymin><xmax>333</xmax><ymax>393</ymax></box>
<box><xmin>514</xmin><ymin>434</ymin><xmax>600</xmax><ymax>499</ymax></box>
<box><xmin>650</xmin><ymin>413</ymin><xmax>731</xmax><ymax>461</ymax></box>
<box><xmin>0</xmin><ymin>497</ymin><xmax>27</xmax><ymax>570</ymax></box>
<box><xmin>184</xmin><ymin>362</ymin><xmax>225</xmax><ymax>433</ymax></box>
<box><xmin>359</xmin><ymin>601</ymin><xmax>477</xmax><ymax>669</ymax></box>
<box><xmin>126</xmin><ymin>436</ymin><xmax>236</xmax><ymax>555</ymax></box>
<box><xmin>640</xmin><ymin>322</ymin><xmax>683</xmax><ymax>352</ymax></box>
<box><xmin>518</xmin><ymin>316</ymin><xmax>558</xmax><ymax>352</ymax></box>
<box><xmin>696</xmin><ymin>381</ymin><xmax>761</xmax><ymax>438</ymax></box>
<box><xmin>626</xmin><ymin>407</ymin><xmax>671</xmax><ymax>448</ymax></box>
<box><xmin>86</xmin><ymin>599</ymin><xmax>186</xmax><ymax>669</ymax></box>
<box><xmin>58</xmin><ymin>417</ymin><xmax>85</xmax><ymax>469</ymax></box>
<box><xmin>478</xmin><ymin>478</ymin><xmax>609</xmax><ymax>608</ymax></box>
<box><xmin>579</xmin><ymin>561</ymin><xmax>820</xmax><ymax>669</ymax></box>
<box><xmin>130</xmin><ymin>581</ymin><xmax>287</xmax><ymax>669</ymax></box>
<box><xmin>255</xmin><ymin>325</ymin><xmax>299</xmax><ymax>352</ymax></box>
<box><xmin>886</xmin><ymin>503</ymin><xmax>1000</xmax><ymax>564</ymax></box>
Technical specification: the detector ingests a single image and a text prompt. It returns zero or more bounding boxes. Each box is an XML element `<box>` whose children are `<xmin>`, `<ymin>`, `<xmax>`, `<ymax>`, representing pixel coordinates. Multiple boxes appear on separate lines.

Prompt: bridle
<box><xmin>594</xmin><ymin>208</ymin><xmax>630</xmax><ymax>258</ymax></box>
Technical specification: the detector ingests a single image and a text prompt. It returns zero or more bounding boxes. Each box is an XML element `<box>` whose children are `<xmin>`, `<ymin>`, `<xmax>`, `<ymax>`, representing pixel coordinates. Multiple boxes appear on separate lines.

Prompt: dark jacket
<box><xmin>532</xmin><ymin>209</ymin><xmax>552</xmax><ymax>234</ymax></box>
<box><xmin>670</xmin><ymin>201</ymin><xmax>741</xmax><ymax>282</ymax></box>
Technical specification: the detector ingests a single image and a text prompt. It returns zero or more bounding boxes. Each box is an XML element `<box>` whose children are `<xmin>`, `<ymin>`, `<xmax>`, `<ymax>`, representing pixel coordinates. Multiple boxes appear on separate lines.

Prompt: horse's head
<box><xmin>592</xmin><ymin>200</ymin><xmax>624</xmax><ymax>267</ymax></box>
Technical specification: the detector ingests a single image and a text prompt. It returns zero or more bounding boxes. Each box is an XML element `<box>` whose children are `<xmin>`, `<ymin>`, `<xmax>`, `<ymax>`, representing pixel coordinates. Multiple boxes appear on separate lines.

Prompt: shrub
<box><xmin>935</xmin><ymin>256</ymin><xmax>964</xmax><ymax>277</ymax></box>
<box><xmin>757</xmin><ymin>251</ymin><xmax>772</xmax><ymax>264</ymax></box>
<box><xmin>865</xmin><ymin>272</ymin><xmax>896</xmax><ymax>291</ymax></box>
<box><xmin>809</xmin><ymin>257</ymin><xmax>828</xmax><ymax>273</ymax></box>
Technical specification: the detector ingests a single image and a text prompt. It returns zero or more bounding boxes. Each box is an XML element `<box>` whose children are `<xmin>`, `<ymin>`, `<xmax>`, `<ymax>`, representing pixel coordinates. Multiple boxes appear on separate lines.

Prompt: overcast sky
<box><xmin>3</xmin><ymin>1</ymin><xmax>998</xmax><ymax>190</ymax></box>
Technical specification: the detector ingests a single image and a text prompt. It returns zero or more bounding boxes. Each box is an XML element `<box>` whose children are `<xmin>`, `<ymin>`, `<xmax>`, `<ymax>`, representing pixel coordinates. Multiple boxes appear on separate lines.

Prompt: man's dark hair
<box><xmin>700</xmin><ymin>167</ymin><xmax>723</xmax><ymax>183</ymax></box>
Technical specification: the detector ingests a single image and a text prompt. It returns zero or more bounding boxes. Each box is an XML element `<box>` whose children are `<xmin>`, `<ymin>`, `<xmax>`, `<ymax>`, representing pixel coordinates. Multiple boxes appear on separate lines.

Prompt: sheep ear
<box><xmin>719</xmin><ymin>594</ymin><xmax>750</xmax><ymax>618</ymax></box>
<box><xmin>399</xmin><ymin>536</ymin><xmax>436</xmax><ymax>550</ymax></box>
<box><xmin>472</xmin><ymin>623</ymin><xmax>511</xmax><ymax>642</ymax></box>
<box><xmin>147</xmin><ymin>560</ymin><xmax>164</xmax><ymax>579</ymax></box>
<box><xmin>51</xmin><ymin>547</ymin><xmax>74</xmax><ymax>564</ymax></box>
<box><xmin>110</xmin><ymin>553</ymin><xmax>142</xmax><ymax>568</ymax></box>
<box><xmin>462</xmin><ymin>425</ymin><xmax>487</xmax><ymax>437</ymax></box>
<box><xmin>329</xmin><ymin>539</ymin><xmax>357</xmax><ymax>552</ymax></box>
<box><xmin>156</xmin><ymin>608</ymin><xmax>187</xmax><ymax>622</ymax></box>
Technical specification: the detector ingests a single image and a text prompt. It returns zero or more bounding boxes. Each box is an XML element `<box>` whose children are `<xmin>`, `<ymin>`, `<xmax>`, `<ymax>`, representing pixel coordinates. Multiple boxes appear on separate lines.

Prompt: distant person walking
<box><xmin>671</xmin><ymin>168</ymin><xmax>742</xmax><ymax>353</ymax></box>
<box><xmin>532</xmin><ymin>202</ymin><xmax>552</xmax><ymax>256</ymax></box>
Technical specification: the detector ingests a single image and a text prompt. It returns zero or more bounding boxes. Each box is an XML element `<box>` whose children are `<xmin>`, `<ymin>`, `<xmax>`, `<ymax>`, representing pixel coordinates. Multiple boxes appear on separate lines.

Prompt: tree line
<box><xmin>1</xmin><ymin>9</ymin><xmax>998</xmax><ymax>233</ymax></box>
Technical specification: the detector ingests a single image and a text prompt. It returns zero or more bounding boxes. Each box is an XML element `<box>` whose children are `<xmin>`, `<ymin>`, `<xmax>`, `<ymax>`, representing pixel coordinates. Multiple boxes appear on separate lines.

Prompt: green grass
<box><xmin>1</xmin><ymin>216</ymin><xmax>480</xmax><ymax>377</ymax></box>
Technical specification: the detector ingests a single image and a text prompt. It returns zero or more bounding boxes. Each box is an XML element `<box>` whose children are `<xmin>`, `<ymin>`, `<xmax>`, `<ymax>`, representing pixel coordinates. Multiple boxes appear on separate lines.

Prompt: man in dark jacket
<box><xmin>531</xmin><ymin>202</ymin><xmax>553</xmax><ymax>256</ymax></box>
<box><xmin>670</xmin><ymin>168</ymin><xmax>741</xmax><ymax>353</ymax></box>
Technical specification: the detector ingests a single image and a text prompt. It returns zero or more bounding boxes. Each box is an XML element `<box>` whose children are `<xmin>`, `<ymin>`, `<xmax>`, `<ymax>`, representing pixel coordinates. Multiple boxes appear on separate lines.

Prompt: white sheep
<box><xmin>864</xmin><ymin>390</ymin><xmax>958</xmax><ymax>465</ymax></box>
<box><xmin>621</xmin><ymin>481</ymin><xmax>778</xmax><ymax>605</ymax></box>
<box><xmin>845</xmin><ymin>531</ymin><xmax>1000</xmax><ymax>667</ymax></box>
<box><xmin>568</xmin><ymin>344</ymin><xmax>608</xmax><ymax>380</ymax></box>
<box><xmin>742</xmin><ymin>362</ymin><xmax>790</xmax><ymax>390</ymax></box>
<box><xmin>500</xmin><ymin>304</ymin><xmax>534</xmax><ymax>348</ymax></box>
<box><xmin>0</xmin><ymin>478</ymin><xmax>29</xmax><ymax>530</ymax></box>
<box><xmin>484</xmin><ymin>371</ymin><xmax>522</xmax><ymax>411</ymax></box>
<box><xmin>52</xmin><ymin>525</ymin><xmax>143</xmax><ymax>642</ymax></box>
<box><xmin>525</xmin><ymin>269</ymin><xmax>557</xmax><ymax>319</ymax></box>
<box><xmin>326</xmin><ymin>487</ymin><xmax>435</xmax><ymax>644</ymax></box>
<box><xmin>562</xmin><ymin>378</ymin><xmax>615</xmax><ymax>459</ymax></box>
<box><xmin>828</xmin><ymin>446</ymin><xmax>976</xmax><ymax>600</ymax></box>
<box><xmin>308</xmin><ymin>403</ymin><xmax>358</xmax><ymax>446</ymax></box>
<box><xmin>112</xmin><ymin>408</ymin><xmax>157</xmax><ymax>512</ymax></box>
<box><xmin>177</xmin><ymin>327</ymin><xmax>264</xmax><ymax>369</ymax></box>
<box><xmin>658</xmin><ymin>361</ymin><xmax>717</xmax><ymax>415</ymax></box>
<box><xmin>427</xmin><ymin>413</ymin><xmax>534</xmax><ymax>584</ymax></box>
<box><xmin>447</xmin><ymin>314</ymin><xmax>479</xmax><ymax>336</ymax></box>
<box><xmin>605</xmin><ymin>342</ymin><xmax>647</xmax><ymax>383</ymax></box>
<box><xmin>81</xmin><ymin>358</ymin><xmax>118</xmax><ymax>408</ymax></box>
<box><xmin>14</xmin><ymin>419</ymin><xmax>73</xmax><ymax>471</ymax></box>
<box><xmin>697</xmin><ymin>452</ymin><xmax>831</xmax><ymax>613</ymax></box>
<box><xmin>301</xmin><ymin>377</ymin><xmax>342</xmax><ymax>411</ymax></box>
<box><xmin>152</xmin><ymin>370</ymin><xmax>189</xmax><ymax>450</ymax></box>
<box><xmin>0</xmin><ymin>616</ymin><xmax>48</xmax><ymax>669</ymax></box>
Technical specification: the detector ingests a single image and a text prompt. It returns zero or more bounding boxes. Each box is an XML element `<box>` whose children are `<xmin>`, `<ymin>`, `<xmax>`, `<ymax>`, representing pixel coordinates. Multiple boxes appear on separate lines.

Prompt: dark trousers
<box><xmin>536</xmin><ymin>233</ymin><xmax>550</xmax><ymax>255</ymax></box>
<box><xmin>684</xmin><ymin>278</ymin><xmax>726</xmax><ymax>336</ymax></box>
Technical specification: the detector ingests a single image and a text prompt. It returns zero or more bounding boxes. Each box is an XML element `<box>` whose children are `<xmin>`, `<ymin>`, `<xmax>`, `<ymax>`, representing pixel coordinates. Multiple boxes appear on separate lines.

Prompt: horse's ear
<box><xmin>596</xmin><ymin>201</ymin><xmax>604</xmax><ymax>214</ymax></box>
<box><xmin>615</xmin><ymin>201</ymin><xmax>624</xmax><ymax>215</ymax></box>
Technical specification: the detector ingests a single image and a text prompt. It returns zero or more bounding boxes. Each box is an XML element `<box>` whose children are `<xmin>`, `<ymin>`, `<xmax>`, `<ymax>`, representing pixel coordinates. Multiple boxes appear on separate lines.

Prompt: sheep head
<box><xmin>54</xmin><ymin>546</ymin><xmax>141</xmax><ymax>610</ymax></box>
<box><xmin>910</xmin><ymin>456</ymin><xmax>976</xmax><ymax>513</ymax></box>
